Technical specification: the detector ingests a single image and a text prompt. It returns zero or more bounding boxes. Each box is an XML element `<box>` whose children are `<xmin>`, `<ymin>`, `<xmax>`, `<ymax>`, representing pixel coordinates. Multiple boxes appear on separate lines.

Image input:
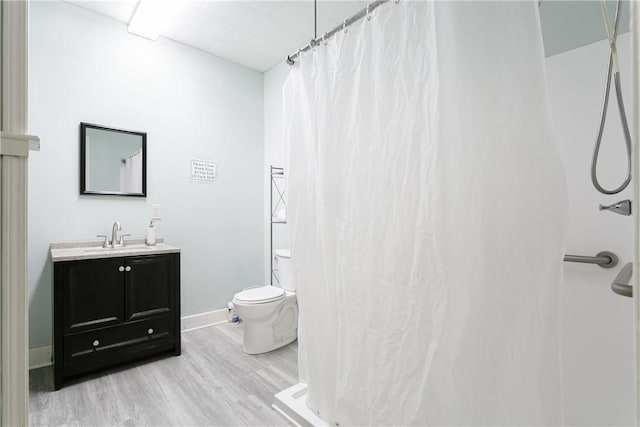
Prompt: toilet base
<box><xmin>239</xmin><ymin>296</ymin><xmax>298</xmax><ymax>354</ymax></box>
<box><xmin>242</xmin><ymin>335</ymin><xmax>297</xmax><ymax>355</ymax></box>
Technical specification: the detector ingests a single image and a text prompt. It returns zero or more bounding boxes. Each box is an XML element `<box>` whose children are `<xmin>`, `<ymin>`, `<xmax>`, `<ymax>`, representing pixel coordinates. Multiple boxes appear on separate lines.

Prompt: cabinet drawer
<box><xmin>64</xmin><ymin>315</ymin><xmax>173</xmax><ymax>363</ymax></box>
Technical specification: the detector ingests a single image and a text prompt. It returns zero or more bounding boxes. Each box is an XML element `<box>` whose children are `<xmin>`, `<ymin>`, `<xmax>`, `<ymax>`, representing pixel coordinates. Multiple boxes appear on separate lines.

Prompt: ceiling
<box><xmin>66</xmin><ymin>0</ymin><xmax>630</xmax><ymax>72</ymax></box>
<box><xmin>66</xmin><ymin>0</ymin><xmax>367</xmax><ymax>72</ymax></box>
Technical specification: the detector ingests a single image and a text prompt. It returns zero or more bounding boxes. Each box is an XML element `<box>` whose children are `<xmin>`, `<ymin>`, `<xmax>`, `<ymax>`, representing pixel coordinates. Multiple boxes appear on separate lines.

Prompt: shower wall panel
<box><xmin>546</xmin><ymin>34</ymin><xmax>635</xmax><ymax>426</ymax></box>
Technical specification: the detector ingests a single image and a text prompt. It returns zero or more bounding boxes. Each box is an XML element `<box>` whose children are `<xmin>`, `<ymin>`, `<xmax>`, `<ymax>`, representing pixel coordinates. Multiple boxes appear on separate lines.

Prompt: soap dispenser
<box><xmin>146</xmin><ymin>220</ymin><xmax>156</xmax><ymax>246</ymax></box>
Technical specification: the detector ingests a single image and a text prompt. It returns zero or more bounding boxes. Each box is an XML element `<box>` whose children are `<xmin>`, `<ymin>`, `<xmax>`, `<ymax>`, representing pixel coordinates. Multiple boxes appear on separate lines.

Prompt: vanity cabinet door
<box><xmin>123</xmin><ymin>254</ymin><xmax>174</xmax><ymax>321</ymax></box>
<box><xmin>53</xmin><ymin>252</ymin><xmax>180</xmax><ymax>390</ymax></box>
<box><xmin>57</xmin><ymin>257</ymin><xmax>125</xmax><ymax>334</ymax></box>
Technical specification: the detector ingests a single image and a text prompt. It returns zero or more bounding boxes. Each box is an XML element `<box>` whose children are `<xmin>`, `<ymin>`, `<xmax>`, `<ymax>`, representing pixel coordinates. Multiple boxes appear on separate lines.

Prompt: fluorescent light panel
<box><xmin>128</xmin><ymin>0</ymin><xmax>177</xmax><ymax>41</ymax></box>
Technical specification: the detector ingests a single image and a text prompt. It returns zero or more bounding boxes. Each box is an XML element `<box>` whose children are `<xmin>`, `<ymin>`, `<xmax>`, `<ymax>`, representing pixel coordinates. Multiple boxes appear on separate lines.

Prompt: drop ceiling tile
<box><xmin>238</xmin><ymin>9</ymin><xmax>297</xmax><ymax>42</ymax></box>
<box><xmin>164</xmin><ymin>4</ymin><xmax>254</xmax><ymax>44</ymax></box>
<box><xmin>162</xmin><ymin>9</ymin><xmax>213</xmax><ymax>43</ymax></box>
<box><xmin>270</xmin><ymin>1</ymin><xmax>336</xmax><ymax>40</ymax></box>
<box><xmin>194</xmin><ymin>2</ymin><xmax>280</xmax><ymax>43</ymax></box>
<box><xmin>65</xmin><ymin>0</ymin><xmax>138</xmax><ymax>24</ymax></box>
<box><xmin>200</xmin><ymin>2</ymin><xmax>263</xmax><ymax>25</ymax></box>
<box><xmin>243</xmin><ymin>1</ymin><xmax>289</xmax><ymax>17</ymax></box>
<box><xmin>65</xmin><ymin>0</ymin><xmax>376</xmax><ymax>72</ymax></box>
<box><xmin>163</xmin><ymin>13</ymin><xmax>281</xmax><ymax>70</ymax></box>
<box><xmin>200</xmin><ymin>18</ymin><xmax>242</xmax><ymax>42</ymax></box>
<box><xmin>267</xmin><ymin>27</ymin><xmax>311</xmax><ymax>54</ymax></box>
<box><xmin>316</xmin><ymin>0</ymin><xmax>365</xmax><ymax>24</ymax></box>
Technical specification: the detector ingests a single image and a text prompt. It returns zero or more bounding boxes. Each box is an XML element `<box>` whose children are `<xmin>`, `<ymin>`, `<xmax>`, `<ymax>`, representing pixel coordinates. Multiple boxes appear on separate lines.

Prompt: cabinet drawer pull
<box><xmin>93</xmin><ymin>340</ymin><xmax>100</xmax><ymax>347</ymax></box>
<box><xmin>118</xmin><ymin>266</ymin><xmax>125</xmax><ymax>272</ymax></box>
<box><xmin>147</xmin><ymin>328</ymin><xmax>154</xmax><ymax>335</ymax></box>
<box><xmin>125</xmin><ymin>266</ymin><xmax>132</xmax><ymax>272</ymax></box>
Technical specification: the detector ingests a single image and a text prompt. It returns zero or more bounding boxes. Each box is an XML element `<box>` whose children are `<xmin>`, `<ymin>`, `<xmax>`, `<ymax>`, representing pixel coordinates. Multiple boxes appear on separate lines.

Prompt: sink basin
<box><xmin>83</xmin><ymin>244</ymin><xmax>157</xmax><ymax>253</ymax></box>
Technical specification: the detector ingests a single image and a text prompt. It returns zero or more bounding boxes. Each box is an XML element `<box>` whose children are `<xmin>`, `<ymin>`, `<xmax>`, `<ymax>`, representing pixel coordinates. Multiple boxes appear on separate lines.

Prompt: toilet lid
<box><xmin>235</xmin><ymin>286</ymin><xmax>284</xmax><ymax>304</ymax></box>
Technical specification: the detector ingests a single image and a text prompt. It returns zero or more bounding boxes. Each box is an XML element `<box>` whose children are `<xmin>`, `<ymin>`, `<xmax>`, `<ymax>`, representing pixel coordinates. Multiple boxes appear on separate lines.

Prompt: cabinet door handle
<box><xmin>147</xmin><ymin>328</ymin><xmax>154</xmax><ymax>335</ymax></box>
<box><xmin>118</xmin><ymin>266</ymin><xmax>125</xmax><ymax>272</ymax></box>
<box><xmin>93</xmin><ymin>340</ymin><xmax>100</xmax><ymax>347</ymax></box>
<box><xmin>125</xmin><ymin>266</ymin><xmax>132</xmax><ymax>272</ymax></box>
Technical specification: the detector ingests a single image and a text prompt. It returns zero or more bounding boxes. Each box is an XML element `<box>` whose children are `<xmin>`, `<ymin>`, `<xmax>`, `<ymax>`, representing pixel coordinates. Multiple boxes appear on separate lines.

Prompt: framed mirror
<box><xmin>80</xmin><ymin>122</ymin><xmax>147</xmax><ymax>197</ymax></box>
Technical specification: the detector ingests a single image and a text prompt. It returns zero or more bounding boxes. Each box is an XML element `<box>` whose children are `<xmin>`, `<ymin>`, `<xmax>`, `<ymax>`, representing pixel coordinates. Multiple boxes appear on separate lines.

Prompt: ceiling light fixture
<box><xmin>127</xmin><ymin>0</ymin><xmax>177</xmax><ymax>41</ymax></box>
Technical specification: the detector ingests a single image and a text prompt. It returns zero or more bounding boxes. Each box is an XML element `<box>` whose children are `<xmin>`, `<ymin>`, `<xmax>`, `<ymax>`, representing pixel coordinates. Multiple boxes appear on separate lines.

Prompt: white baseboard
<box><xmin>181</xmin><ymin>308</ymin><xmax>228</xmax><ymax>332</ymax></box>
<box><xmin>29</xmin><ymin>308</ymin><xmax>229</xmax><ymax>370</ymax></box>
<box><xmin>29</xmin><ymin>346</ymin><xmax>52</xmax><ymax>370</ymax></box>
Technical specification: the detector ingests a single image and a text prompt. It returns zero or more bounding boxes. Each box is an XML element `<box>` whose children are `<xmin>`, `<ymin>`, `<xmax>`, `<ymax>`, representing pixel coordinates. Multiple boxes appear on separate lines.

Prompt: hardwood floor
<box><xmin>29</xmin><ymin>323</ymin><xmax>299</xmax><ymax>426</ymax></box>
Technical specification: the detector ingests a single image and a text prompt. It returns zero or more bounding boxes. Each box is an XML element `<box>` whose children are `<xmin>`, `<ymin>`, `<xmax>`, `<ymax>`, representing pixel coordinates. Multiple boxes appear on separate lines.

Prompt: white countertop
<box><xmin>51</xmin><ymin>238</ymin><xmax>181</xmax><ymax>262</ymax></box>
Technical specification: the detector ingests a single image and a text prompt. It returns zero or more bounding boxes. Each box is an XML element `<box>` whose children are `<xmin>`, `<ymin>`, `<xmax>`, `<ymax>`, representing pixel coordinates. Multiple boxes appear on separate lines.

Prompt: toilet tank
<box><xmin>275</xmin><ymin>249</ymin><xmax>296</xmax><ymax>291</ymax></box>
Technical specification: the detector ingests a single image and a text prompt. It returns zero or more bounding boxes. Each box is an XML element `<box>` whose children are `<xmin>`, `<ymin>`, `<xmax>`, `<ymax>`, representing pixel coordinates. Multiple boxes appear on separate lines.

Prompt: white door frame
<box><xmin>1</xmin><ymin>1</ymin><xmax>39</xmax><ymax>425</ymax></box>
<box><xmin>633</xmin><ymin>1</ymin><xmax>640</xmax><ymax>424</ymax></box>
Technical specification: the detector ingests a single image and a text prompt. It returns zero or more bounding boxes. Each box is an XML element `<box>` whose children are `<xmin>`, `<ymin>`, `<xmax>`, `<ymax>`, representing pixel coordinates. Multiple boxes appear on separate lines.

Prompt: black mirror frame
<box><xmin>80</xmin><ymin>122</ymin><xmax>147</xmax><ymax>197</ymax></box>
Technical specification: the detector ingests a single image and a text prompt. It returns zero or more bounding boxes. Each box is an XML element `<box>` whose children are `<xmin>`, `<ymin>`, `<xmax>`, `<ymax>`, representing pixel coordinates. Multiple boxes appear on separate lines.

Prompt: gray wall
<box><xmin>28</xmin><ymin>1</ymin><xmax>264</xmax><ymax>349</ymax></box>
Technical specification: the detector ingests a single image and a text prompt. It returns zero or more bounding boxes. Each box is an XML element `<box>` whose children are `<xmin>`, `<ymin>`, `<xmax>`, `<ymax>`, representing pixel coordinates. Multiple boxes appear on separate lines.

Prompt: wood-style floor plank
<box><xmin>29</xmin><ymin>323</ymin><xmax>298</xmax><ymax>426</ymax></box>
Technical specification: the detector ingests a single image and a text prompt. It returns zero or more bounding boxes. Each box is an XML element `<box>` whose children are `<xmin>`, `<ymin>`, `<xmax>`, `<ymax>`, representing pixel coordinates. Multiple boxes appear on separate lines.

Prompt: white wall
<box><xmin>263</xmin><ymin>36</ymin><xmax>636</xmax><ymax>424</ymax></box>
<box><xmin>28</xmin><ymin>1</ymin><xmax>264</xmax><ymax>349</ymax></box>
<box><xmin>546</xmin><ymin>34</ymin><xmax>635</xmax><ymax>425</ymax></box>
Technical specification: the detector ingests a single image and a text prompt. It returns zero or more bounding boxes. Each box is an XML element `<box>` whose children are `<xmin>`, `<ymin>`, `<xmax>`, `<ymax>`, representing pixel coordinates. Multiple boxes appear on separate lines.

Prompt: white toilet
<box><xmin>232</xmin><ymin>249</ymin><xmax>298</xmax><ymax>354</ymax></box>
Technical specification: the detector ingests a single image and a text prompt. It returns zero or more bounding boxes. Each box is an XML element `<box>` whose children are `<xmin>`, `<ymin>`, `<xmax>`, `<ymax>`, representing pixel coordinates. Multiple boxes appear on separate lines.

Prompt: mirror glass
<box><xmin>80</xmin><ymin>123</ymin><xmax>147</xmax><ymax>197</ymax></box>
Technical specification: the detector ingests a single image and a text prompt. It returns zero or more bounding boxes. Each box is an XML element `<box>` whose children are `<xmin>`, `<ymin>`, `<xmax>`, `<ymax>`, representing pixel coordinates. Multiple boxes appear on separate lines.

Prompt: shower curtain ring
<box><xmin>323</xmin><ymin>33</ymin><xmax>328</xmax><ymax>46</ymax></box>
<box><xmin>343</xmin><ymin>19</ymin><xmax>348</xmax><ymax>33</ymax></box>
<box><xmin>366</xmin><ymin>4</ymin><xmax>371</xmax><ymax>20</ymax></box>
<box><xmin>395</xmin><ymin>0</ymin><xmax>400</xmax><ymax>4</ymax></box>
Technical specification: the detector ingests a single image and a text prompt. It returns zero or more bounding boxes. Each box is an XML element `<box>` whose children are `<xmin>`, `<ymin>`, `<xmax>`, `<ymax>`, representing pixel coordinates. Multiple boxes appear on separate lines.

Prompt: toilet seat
<box><xmin>234</xmin><ymin>285</ymin><xmax>284</xmax><ymax>304</ymax></box>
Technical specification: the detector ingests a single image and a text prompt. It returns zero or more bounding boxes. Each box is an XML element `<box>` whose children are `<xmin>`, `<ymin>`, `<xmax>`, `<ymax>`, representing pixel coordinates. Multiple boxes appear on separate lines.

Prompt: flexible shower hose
<box><xmin>591</xmin><ymin>0</ymin><xmax>632</xmax><ymax>195</ymax></box>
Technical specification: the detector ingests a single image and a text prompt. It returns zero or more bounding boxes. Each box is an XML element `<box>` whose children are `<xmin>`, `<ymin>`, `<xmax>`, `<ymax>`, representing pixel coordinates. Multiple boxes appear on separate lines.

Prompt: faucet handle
<box><xmin>599</xmin><ymin>199</ymin><xmax>632</xmax><ymax>216</ymax></box>
<box><xmin>119</xmin><ymin>234</ymin><xmax>131</xmax><ymax>246</ymax></box>
<box><xmin>96</xmin><ymin>234</ymin><xmax>109</xmax><ymax>248</ymax></box>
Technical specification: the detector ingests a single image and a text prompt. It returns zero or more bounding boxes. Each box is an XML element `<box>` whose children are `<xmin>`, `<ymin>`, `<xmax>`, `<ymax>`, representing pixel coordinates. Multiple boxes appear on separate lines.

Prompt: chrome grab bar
<box><xmin>563</xmin><ymin>251</ymin><xmax>618</xmax><ymax>269</ymax></box>
<box><xmin>563</xmin><ymin>252</ymin><xmax>632</xmax><ymax>298</ymax></box>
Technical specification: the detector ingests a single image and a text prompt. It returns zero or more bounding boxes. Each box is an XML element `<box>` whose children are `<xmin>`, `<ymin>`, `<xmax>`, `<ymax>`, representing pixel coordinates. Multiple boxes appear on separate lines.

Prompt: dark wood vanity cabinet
<box><xmin>53</xmin><ymin>253</ymin><xmax>180</xmax><ymax>390</ymax></box>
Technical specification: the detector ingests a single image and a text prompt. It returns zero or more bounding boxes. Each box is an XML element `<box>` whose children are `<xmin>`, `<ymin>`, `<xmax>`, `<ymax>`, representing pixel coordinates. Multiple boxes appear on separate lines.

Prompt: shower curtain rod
<box><xmin>285</xmin><ymin>0</ymin><xmax>548</xmax><ymax>65</ymax></box>
<box><xmin>286</xmin><ymin>0</ymin><xmax>389</xmax><ymax>65</ymax></box>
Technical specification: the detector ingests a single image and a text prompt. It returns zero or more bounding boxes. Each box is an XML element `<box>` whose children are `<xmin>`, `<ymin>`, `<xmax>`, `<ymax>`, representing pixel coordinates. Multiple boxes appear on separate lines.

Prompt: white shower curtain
<box><xmin>284</xmin><ymin>1</ymin><xmax>567</xmax><ymax>425</ymax></box>
<box><xmin>120</xmin><ymin>150</ymin><xmax>142</xmax><ymax>193</ymax></box>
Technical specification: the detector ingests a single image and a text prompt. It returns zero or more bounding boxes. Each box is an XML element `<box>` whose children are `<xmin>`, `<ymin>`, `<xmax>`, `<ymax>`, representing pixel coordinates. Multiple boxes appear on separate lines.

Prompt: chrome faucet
<box><xmin>96</xmin><ymin>221</ymin><xmax>128</xmax><ymax>248</ymax></box>
<box><xmin>111</xmin><ymin>221</ymin><xmax>122</xmax><ymax>247</ymax></box>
